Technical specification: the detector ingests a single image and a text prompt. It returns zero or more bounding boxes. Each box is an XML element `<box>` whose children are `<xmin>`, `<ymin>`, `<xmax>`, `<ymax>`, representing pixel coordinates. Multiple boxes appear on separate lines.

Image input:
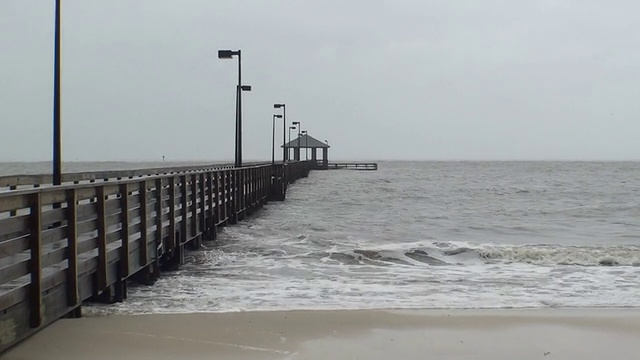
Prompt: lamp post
<box><xmin>53</xmin><ymin>0</ymin><xmax>61</xmax><ymax>185</ymax></box>
<box><xmin>274</xmin><ymin>104</ymin><xmax>286</xmax><ymax>163</ymax></box>
<box><xmin>272</xmin><ymin>114</ymin><xmax>282</xmax><ymax>165</ymax></box>
<box><xmin>291</xmin><ymin>121</ymin><xmax>300</xmax><ymax>161</ymax></box>
<box><xmin>218</xmin><ymin>49</ymin><xmax>244</xmax><ymax>168</ymax></box>
<box><xmin>288</xmin><ymin>125</ymin><xmax>296</xmax><ymax>161</ymax></box>
<box><xmin>301</xmin><ymin>130</ymin><xmax>308</xmax><ymax>160</ymax></box>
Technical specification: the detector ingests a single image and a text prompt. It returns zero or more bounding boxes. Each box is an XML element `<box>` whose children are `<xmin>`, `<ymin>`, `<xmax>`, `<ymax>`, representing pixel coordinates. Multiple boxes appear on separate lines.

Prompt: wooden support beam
<box><xmin>199</xmin><ymin>173</ymin><xmax>206</xmax><ymax>235</ymax></box>
<box><xmin>190</xmin><ymin>174</ymin><xmax>198</xmax><ymax>240</ymax></box>
<box><xmin>66</xmin><ymin>188</ymin><xmax>79</xmax><ymax>307</ymax></box>
<box><xmin>168</xmin><ymin>177</ymin><xmax>176</xmax><ymax>250</ymax></box>
<box><xmin>96</xmin><ymin>186</ymin><xmax>108</xmax><ymax>292</ymax></box>
<box><xmin>180</xmin><ymin>175</ymin><xmax>188</xmax><ymax>244</ymax></box>
<box><xmin>155</xmin><ymin>178</ymin><xmax>164</xmax><ymax>256</ymax></box>
<box><xmin>29</xmin><ymin>192</ymin><xmax>43</xmax><ymax>328</ymax></box>
<box><xmin>119</xmin><ymin>183</ymin><xmax>130</xmax><ymax>279</ymax></box>
<box><xmin>139</xmin><ymin>181</ymin><xmax>148</xmax><ymax>267</ymax></box>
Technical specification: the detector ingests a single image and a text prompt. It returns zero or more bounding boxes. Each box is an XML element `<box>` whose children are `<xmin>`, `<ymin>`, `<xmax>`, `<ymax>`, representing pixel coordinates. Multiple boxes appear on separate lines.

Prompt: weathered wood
<box><xmin>168</xmin><ymin>177</ymin><xmax>176</xmax><ymax>250</ymax></box>
<box><xmin>139</xmin><ymin>182</ymin><xmax>148</xmax><ymax>267</ymax></box>
<box><xmin>199</xmin><ymin>173</ymin><xmax>206</xmax><ymax>235</ymax></box>
<box><xmin>155</xmin><ymin>178</ymin><xmax>164</xmax><ymax>254</ymax></box>
<box><xmin>223</xmin><ymin>170</ymin><xmax>229</xmax><ymax>224</ymax></box>
<box><xmin>0</xmin><ymin>215</ymin><xmax>29</xmax><ymax>242</ymax></box>
<box><xmin>180</xmin><ymin>175</ymin><xmax>188</xmax><ymax>245</ymax></box>
<box><xmin>213</xmin><ymin>171</ymin><xmax>220</xmax><ymax>225</ymax></box>
<box><xmin>66</xmin><ymin>189</ymin><xmax>79</xmax><ymax>308</ymax></box>
<box><xmin>96</xmin><ymin>186</ymin><xmax>108</xmax><ymax>292</ymax></box>
<box><xmin>0</xmin><ymin>235</ymin><xmax>29</xmax><ymax>260</ymax></box>
<box><xmin>191</xmin><ymin>174</ymin><xmax>198</xmax><ymax>241</ymax></box>
<box><xmin>29</xmin><ymin>192</ymin><xmax>43</xmax><ymax>328</ymax></box>
<box><xmin>0</xmin><ymin>259</ymin><xmax>30</xmax><ymax>284</ymax></box>
<box><xmin>207</xmin><ymin>172</ymin><xmax>215</xmax><ymax>236</ymax></box>
<box><xmin>119</xmin><ymin>184</ymin><xmax>130</xmax><ymax>279</ymax></box>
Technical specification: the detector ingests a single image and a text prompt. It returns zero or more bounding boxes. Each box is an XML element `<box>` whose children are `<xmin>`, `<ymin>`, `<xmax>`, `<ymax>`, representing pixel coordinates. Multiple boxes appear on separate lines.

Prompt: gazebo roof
<box><xmin>282</xmin><ymin>134</ymin><xmax>330</xmax><ymax>149</ymax></box>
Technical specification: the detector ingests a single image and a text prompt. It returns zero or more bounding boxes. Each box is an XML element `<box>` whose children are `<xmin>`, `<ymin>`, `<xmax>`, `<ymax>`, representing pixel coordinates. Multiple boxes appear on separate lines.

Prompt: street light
<box><xmin>291</xmin><ymin>121</ymin><xmax>300</xmax><ymax>161</ymax></box>
<box><xmin>53</xmin><ymin>0</ymin><xmax>61</xmax><ymax>185</ymax></box>
<box><xmin>301</xmin><ymin>130</ymin><xmax>308</xmax><ymax>160</ymax></box>
<box><xmin>288</xmin><ymin>125</ymin><xmax>297</xmax><ymax>161</ymax></box>
<box><xmin>272</xmin><ymin>114</ymin><xmax>283</xmax><ymax>165</ymax></box>
<box><xmin>218</xmin><ymin>49</ymin><xmax>244</xmax><ymax>167</ymax></box>
<box><xmin>274</xmin><ymin>104</ymin><xmax>286</xmax><ymax>163</ymax></box>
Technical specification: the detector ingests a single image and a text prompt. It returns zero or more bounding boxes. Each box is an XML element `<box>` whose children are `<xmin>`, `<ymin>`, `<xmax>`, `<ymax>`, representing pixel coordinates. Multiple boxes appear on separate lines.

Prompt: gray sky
<box><xmin>1</xmin><ymin>0</ymin><xmax>639</xmax><ymax>162</ymax></box>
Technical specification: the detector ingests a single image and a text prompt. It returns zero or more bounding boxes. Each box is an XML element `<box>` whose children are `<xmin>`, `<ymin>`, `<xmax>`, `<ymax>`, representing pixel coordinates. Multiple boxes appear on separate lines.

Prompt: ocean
<box><xmin>3</xmin><ymin>161</ymin><xmax>640</xmax><ymax>313</ymax></box>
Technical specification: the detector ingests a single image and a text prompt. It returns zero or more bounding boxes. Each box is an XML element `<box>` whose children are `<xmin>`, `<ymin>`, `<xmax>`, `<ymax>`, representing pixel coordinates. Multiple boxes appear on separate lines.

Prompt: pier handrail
<box><xmin>0</xmin><ymin>162</ymin><xmax>282</xmax><ymax>190</ymax></box>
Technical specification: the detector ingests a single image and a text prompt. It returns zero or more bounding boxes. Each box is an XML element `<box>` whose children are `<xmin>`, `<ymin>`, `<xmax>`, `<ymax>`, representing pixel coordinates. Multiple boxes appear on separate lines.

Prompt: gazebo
<box><xmin>282</xmin><ymin>134</ymin><xmax>330</xmax><ymax>168</ymax></box>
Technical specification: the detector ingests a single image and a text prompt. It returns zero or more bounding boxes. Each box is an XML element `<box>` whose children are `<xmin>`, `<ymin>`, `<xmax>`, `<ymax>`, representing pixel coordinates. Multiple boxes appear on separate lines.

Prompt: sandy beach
<box><xmin>4</xmin><ymin>308</ymin><xmax>640</xmax><ymax>359</ymax></box>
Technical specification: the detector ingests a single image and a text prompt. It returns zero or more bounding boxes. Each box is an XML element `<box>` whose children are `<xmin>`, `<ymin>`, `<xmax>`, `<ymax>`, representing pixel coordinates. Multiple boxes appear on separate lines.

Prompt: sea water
<box><xmin>3</xmin><ymin>161</ymin><xmax>639</xmax><ymax>313</ymax></box>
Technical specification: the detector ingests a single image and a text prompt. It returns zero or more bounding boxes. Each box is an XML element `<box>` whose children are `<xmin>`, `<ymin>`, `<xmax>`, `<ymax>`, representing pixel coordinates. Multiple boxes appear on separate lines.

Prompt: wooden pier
<box><xmin>0</xmin><ymin>161</ymin><xmax>314</xmax><ymax>353</ymax></box>
<box><xmin>323</xmin><ymin>162</ymin><xmax>378</xmax><ymax>171</ymax></box>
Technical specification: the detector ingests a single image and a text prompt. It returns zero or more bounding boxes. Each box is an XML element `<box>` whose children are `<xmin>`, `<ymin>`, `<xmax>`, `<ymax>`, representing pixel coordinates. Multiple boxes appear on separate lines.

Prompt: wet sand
<box><xmin>4</xmin><ymin>308</ymin><xmax>640</xmax><ymax>359</ymax></box>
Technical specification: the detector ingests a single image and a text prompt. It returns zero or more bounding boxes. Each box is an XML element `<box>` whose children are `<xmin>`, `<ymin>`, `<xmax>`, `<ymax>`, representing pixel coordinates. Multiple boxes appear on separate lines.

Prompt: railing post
<box><xmin>207</xmin><ymin>172</ymin><xmax>215</xmax><ymax>238</ymax></box>
<box><xmin>213</xmin><ymin>171</ymin><xmax>220</xmax><ymax>226</ymax></box>
<box><xmin>66</xmin><ymin>189</ymin><xmax>79</xmax><ymax>309</ymax></box>
<box><xmin>155</xmin><ymin>178</ymin><xmax>164</xmax><ymax>256</ymax></box>
<box><xmin>190</xmin><ymin>174</ymin><xmax>198</xmax><ymax>243</ymax></box>
<box><xmin>96</xmin><ymin>186</ymin><xmax>108</xmax><ymax>292</ymax></box>
<box><xmin>168</xmin><ymin>177</ymin><xmax>176</xmax><ymax>250</ymax></box>
<box><xmin>119</xmin><ymin>184</ymin><xmax>130</xmax><ymax>280</ymax></box>
<box><xmin>29</xmin><ymin>192</ymin><xmax>43</xmax><ymax>328</ymax></box>
<box><xmin>180</xmin><ymin>175</ymin><xmax>188</xmax><ymax>244</ymax></box>
<box><xmin>139</xmin><ymin>181</ymin><xmax>149</xmax><ymax>267</ymax></box>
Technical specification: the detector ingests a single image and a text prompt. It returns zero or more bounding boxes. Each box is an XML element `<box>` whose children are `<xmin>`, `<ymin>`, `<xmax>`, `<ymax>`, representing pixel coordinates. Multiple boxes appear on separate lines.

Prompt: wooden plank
<box><xmin>0</xmin><ymin>258</ymin><xmax>30</xmax><ymax>284</ymax></box>
<box><xmin>66</xmin><ymin>188</ymin><xmax>79</xmax><ymax>307</ymax></box>
<box><xmin>0</xmin><ymin>194</ymin><xmax>30</xmax><ymax>213</ymax></box>
<box><xmin>77</xmin><ymin>236</ymin><xmax>98</xmax><ymax>255</ymax></box>
<box><xmin>0</xmin><ymin>215</ymin><xmax>29</xmax><ymax>241</ymax></box>
<box><xmin>40</xmin><ymin>189</ymin><xmax>67</xmax><ymax>207</ymax></box>
<box><xmin>96</xmin><ymin>186</ymin><xmax>108</xmax><ymax>291</ymax></box>
<box><xmin>29</xmin><ymin>192</ymin><xmax>43</xmax><ymax>328</ymax></box>
<box><xmin>41</xmin><ymin>225</ymin><xmax>67</xmax><ymax>247</ymax></box>
<box><xmin>119</xmin><ymin>183</ymin><xmax>130</xmax><ymax>278</ymax></box>
<box><xmin>41</xmin><ymin>245</ymin><xmax>67</xmax><ymax>268</ymax></box>
<box><xmin>0</xmin><ymin>235</ymin><xmax>29</xmax><ymax>260</ymax></box>
<box><xmin>76</xmin><ymin>218</ymin><xmax>98</xmax><ymax>236</ymax></box>
<box><xmin>41</xmin><ymin>207</ymin><xmax>67</xmax><ymax>228</ymax></box>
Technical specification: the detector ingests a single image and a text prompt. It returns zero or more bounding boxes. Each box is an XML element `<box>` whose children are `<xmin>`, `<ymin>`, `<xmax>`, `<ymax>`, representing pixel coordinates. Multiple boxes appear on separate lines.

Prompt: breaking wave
<box><xmin>317</xmin><ymin>243</ymin><xmax>640</xmax><ymax>267</ymax></box>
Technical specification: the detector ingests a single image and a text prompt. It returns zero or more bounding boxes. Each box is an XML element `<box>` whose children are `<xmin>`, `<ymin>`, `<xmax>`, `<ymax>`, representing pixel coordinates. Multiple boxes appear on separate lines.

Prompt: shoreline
<box><xmin>5</xmin><ymin>308</ymin><xmax>640</xmax><ymax>359</ymax></box>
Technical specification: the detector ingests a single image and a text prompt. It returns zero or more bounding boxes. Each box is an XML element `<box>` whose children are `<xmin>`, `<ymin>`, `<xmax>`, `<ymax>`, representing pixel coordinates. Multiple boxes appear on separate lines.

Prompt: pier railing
<box><xmin>0</xmin><ymin>161</ymin><xmax>311</xmax><ymax>353</ymax></box>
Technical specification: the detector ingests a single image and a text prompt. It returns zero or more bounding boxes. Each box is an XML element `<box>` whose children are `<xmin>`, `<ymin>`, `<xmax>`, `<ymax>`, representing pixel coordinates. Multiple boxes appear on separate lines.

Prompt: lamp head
<box><xmin>218</xmin><ymin>50</ymin><xmax>238</xmax><ymax>59</ymax></box>
<box><xmin>274</xmin><ymin>104</ymin><xmax>285</xmax><ymax>109</ymax></box>
<box><xmin>240</xmin><ymin>85</ymin><xmax>252</xmax><ymax>91</ymax></box>
<box><xmin>274</xmin><ymin>114</ymin><xmax>283</xmax><ymax>118</ymax></box>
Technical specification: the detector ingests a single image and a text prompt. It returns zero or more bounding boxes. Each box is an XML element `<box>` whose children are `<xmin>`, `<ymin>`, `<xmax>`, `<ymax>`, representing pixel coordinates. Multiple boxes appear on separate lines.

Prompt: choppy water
<box><xmin>4</xmin><ymin>161</ymin><xmax>640</xmax><ymax>312</ymax></box>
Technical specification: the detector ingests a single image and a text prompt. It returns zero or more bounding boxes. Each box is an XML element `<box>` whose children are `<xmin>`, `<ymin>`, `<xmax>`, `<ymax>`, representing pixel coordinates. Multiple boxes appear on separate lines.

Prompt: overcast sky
<box><xmin>1</xmin><ymin>0</ymin><xmax>639</xmax><ymax>162</ymax></box>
